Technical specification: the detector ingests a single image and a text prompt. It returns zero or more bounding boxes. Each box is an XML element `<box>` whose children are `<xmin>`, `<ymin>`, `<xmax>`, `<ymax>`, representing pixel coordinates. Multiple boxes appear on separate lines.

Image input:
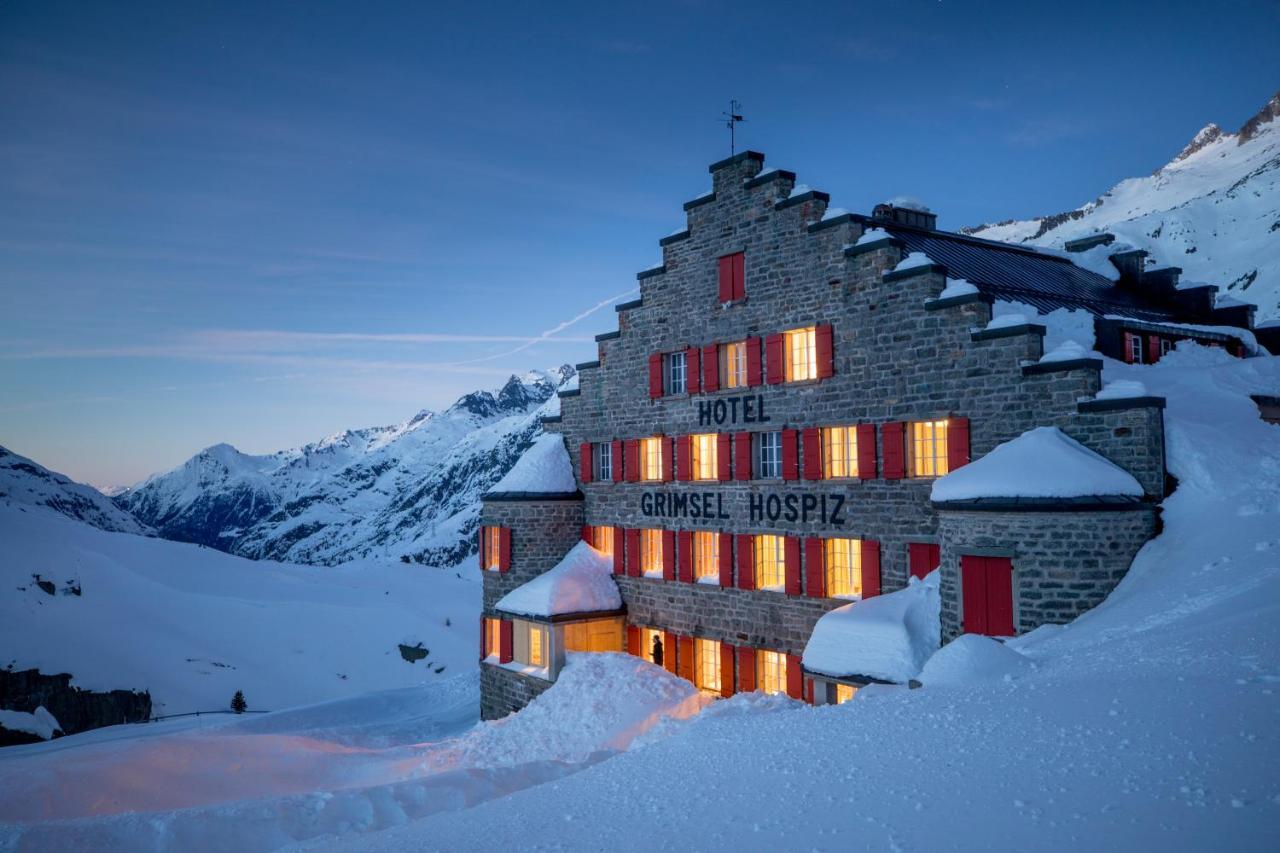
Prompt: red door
<box><xmin>960</xmin><ymin>555</ymin><xmax>1015</xmax><ymax>636</ymax></box>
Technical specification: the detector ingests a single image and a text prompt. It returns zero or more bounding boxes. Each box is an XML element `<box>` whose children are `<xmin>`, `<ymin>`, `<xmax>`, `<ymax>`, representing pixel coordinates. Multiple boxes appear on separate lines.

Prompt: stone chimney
<box><xmin>871</xmin><ymin>201</ymin><xmax>937</xmax><ymax>231</ymax></box>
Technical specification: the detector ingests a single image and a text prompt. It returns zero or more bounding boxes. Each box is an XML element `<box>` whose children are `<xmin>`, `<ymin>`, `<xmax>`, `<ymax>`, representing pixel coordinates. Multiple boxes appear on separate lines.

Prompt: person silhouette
<box><xmin>651</xmin><ymin>634</ymin><xmax>664</xmax><ymax>667</ymax></box>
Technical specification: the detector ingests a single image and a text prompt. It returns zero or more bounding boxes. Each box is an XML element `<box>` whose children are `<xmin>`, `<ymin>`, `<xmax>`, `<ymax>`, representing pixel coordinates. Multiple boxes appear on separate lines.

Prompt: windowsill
<box><xmin>483</xmin><ymin>654</ymin><xmax>499</xmax><ymax>664</ymax></box>
<box><xmin>759</xmin><ymin>583</ymin><xmax>786</xmax><ymax>594</ymax></box>
<box><xmin>643</xmin><ymin>569</ymin><xmax>664</xmax><ymax>579</ymax></box>
<box><xmin>695</xmin><ymin>575</ymin><xmax>720</xmax><ymax>586</ymax></box>
<box><xmin>783</xmin><ymin>378</ymin><xmax>821</xmax><ymax>387</ymax></box>
<box><xmin>832</xmin><ymin>593</ymin><xmax>864</xmax><ymax>602</ymax></box>
<box><xmin>498</xmin><ymin>660</ymin><xmax>551</xmax><ymax>680</ymax></box>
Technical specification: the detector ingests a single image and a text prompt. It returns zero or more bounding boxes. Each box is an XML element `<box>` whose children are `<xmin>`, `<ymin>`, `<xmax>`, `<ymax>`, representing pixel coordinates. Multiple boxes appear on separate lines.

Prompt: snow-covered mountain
<box><xmin>968</xmin><ymin>90</ymin><xmax>1280</xmax><ymax>321</ymax></box>
<box><xmin>116</xmin><ymin>367</ymin><xmax>574</xmax><ymax>567</ymax></box>
<box><xmin>0</xmin><ymin>446</ymin><xmax>151</xmax><ymax>536</ymax></box>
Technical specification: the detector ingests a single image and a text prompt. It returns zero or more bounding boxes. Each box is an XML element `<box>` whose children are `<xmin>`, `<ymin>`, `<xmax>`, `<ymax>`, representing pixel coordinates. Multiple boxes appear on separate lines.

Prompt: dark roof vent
<box><xmin>872</xmin><ymin>200</ymin><xmax>937</xmax><ymax>231</ymax></box>
<box><xmin>1064</xmin><ymin>233</ymin><xmax>1116</xmax><ymax>253</ymax></box>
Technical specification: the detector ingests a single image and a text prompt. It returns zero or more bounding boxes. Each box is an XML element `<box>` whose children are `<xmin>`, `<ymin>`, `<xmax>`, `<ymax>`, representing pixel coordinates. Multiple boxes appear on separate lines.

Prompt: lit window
<box><xmin>835</xmin><ymin>683</ymin><xmax>858</xmax><ymax>704</ymax></box>
<box><xmin>484</xmin><ymin>617</ymin><xmax>501</xmax><ymax>659</ymax></box>
<box><xmin>825</xmin><ymin>538</ymin><xmax>863</xmax><ymax>599</ymax></box>
<box><xmin>690</xmin><ymin>433</ymin><xmax>718</xmax><ymax>481</ymax></box>
<box><xmin>640</xmin><ymin>437</ymin><xmax>665</xmax><ymax>481</ymax></box>
<box><xmin>594</xmin><ymin>442</ymin><xmax>613</xmax><ymax>481</ymax></box>
<box><xmin>482</xmin><ymin>525</ymin><xmax>502</xmax><ymax>570</ymax></box>
<box><xmin>695</xmin><ymin>638</ymin><xmax>721</xmax><ymax>692</ymax></box>
<box><xmin>757</xmin><ymin>649</ymin><xmax>787</xmax><ymax>695</ymax></box>
<box><xmin>592</xmin><ymin>526</ymin><xmax>614</xmax><ymax>557</ymax></box>
<box><xmin>563</xmin><ymin>617</ymin><xmax>623</xmax><ymax>652</ymax></box>
<box><xmin>514</xmin><ymin>619</ymin><xmax>548</xmax><ymax>669</ymax></box>
<box><xmin>641</xmin><ymin>529</ymin><xmax>664</xmax><ymax>577</ymax></box>
<box><xmin>720</xmin><ymin>341</ymin><xmax>748</xmax><ymax>389</ymax></box>
<box><xmin>693</xmin><ymin>531</ymin><xmax>719</xmax><ymax>582</ymax></box>
<box><xmin>911</xmin><ymin>420</ymin><xmax>949</xmax><ymax>477</ymax></box>
<box><xmin>822</xmin><ymin>426</ymin><xmax>859</xmax><ymax>479</ymax></box>
<box><xmin>528</xmin><ymin>624</ymin><xmax>544</xmax><ymax>666</ymax></box>
<box><xmin>640</xmin><ymin>627</ymin><xmax>665</xmax><ymax>665</ymax></box>
<box><xmin>754</xmin><ymin>534</ymin><xmax>786</xmax><ymax>591</ymax></box>
<box><xmin>668</xmin><ymin>351</ymin><xmax>687</xmax><ymax>395</ymax></box>
<box><xmin>758</xmin><ymin>431</ymin><xmax>782</xmax><ymax>478</ymax></box>
<box><xmin>784</xmin><ymin>327</ymin><xmax>817</xmax><ymax>382</ymax></box>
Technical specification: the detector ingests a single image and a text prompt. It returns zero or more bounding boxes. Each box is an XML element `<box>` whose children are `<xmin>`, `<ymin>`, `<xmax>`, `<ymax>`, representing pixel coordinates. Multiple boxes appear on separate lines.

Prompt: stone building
<box><xmin>477</xmin><ymin>150</ymin><xmax>1264</xmax><ymax>720</ymax></box>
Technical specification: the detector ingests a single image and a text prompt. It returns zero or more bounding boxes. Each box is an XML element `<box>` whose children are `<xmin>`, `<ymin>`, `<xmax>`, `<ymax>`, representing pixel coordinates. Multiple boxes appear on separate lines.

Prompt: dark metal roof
<box><xmin>878</xmin><ymin>223</ymin><xmax>1178</xmax><ymax>322</ymax></box>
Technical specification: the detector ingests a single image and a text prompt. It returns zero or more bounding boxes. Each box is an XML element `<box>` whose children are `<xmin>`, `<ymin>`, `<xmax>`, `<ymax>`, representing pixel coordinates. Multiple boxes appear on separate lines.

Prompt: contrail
<box><xmin>445</xmin><ymin>287</ymin><xmax>638</xmax><ymax>365</ymax></box>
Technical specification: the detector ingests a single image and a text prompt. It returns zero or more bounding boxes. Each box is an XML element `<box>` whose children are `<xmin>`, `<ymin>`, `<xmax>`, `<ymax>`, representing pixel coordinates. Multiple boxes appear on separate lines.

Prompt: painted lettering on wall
<box><xmin>696</xmin><ymin>394</ymin><xmax>770</xmax><ymax>427</ymax></box>
<box><xmin>640</xmin><ymin>491</ymin><xmax>731</xmax><ymax>520</ymax></box>
<box><xmin>639</xmin><ymin>490</ymin><xmax>846</xmax><ymax>525</ymax></box>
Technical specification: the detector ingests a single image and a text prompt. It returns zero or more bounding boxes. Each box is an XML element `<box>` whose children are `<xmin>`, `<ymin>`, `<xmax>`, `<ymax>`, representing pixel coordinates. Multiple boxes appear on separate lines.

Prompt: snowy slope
<box><xmin>0</xmin><ymin>445</ymin><xmax>151</xmax><ymax>535</ymax></box>
<box><xmin>0</xmin><ymin>501</ymin><xmax>479</xmax><ymax>716</ymax></box>
<box><xmin>116</xmin><ymin>367</ymin><xmax>573</xmax><ymax>566</ymax></box>
<box><xmin>968</xmin><ymin>91</ymin><xmax>1280</xmax><ymax>321</ymax></box>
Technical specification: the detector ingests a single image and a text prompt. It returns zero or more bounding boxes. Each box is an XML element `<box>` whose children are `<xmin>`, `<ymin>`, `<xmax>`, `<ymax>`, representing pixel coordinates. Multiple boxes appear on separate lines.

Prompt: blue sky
<box><xmin>1</xmin><ymin>0</ymin><xmax>1277</xmax><ymax>486</ymax></box>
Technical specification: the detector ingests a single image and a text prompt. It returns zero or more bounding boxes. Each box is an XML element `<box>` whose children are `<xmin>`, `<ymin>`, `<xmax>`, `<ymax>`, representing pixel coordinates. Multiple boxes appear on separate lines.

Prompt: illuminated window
<box><xmin>720</xmin><ymin>341</ymin><xmax>748</xmax><ymax>389</ymax></box>
<box><xmin>593</xmin><ymin>443</ymin><xmax>613</xmax><ymax>481</ymax></box>
<box><xmin>640</xmin><ymin>627</ymin><xmax>665</xmax><ymax>665</ymax></box>
<box><xmin>784</xmin><ymin>327</ymin><xmax>817</xmax><ymax>382</ymax></box>
<box><xmin>825</xmin><ymin>538</ymin><xmax>863</xmax><ymax>599</ymax></box>
<box><xmin>754</xmin><ymin>534</ymin><xmax>786</xmax><ymax>591</ymax></box>
<box><xmin>757</xmin><ymin>649</ymin><xmax>787</xmax><ymax>695</ymax></box>
<box><xmin>690</xmin><ymin>433</ymin><xmax>719</xmax><ymax>481</ymax></box>
<box><xmin>563</xmin><ymin>617</ymin><xmax>624</xmax><ymax>652</ymax></box>
<box><xmin>668</xmin><ymin>351</ymin><xmax>687</xmax><ymax>395</ymax></box>
<box><xmin>693</xmin><ymin>531</ymin><xmax>719</xmax><ymax>582</ymax></box>
<box><xmin>513</xmin><ymin>619</ymin><xmax>548</xmax><ymax>669</ymax></box>
<box><xmin>640</xmin><ymin>437</ymin><xmax>665</xmax><ymax>482</ymax></box>
<box><xmin>695</xmin><ymin>638</ymin><xmax>721</xmax><ymax>692</ymax></box>
<box><xmin>484</xmin><ymin>617</ymin><xmax>501</xmax><ymax>659</ymax></box>
<box><xmin>822</xmin><ymin>426</ymin><xmax>859</xmax><ymax>479</ymax></box>
<box><xmin>591</xmin><ymin>526</ymin><xmax>614</xmax><ymax>557</ymax></box>
<box><xmin>835</xmin><ymin>683</ymin><xmax>858</xmax><ymax>704</ymax></box>
<box><xmin>758</xmin><ymin>430</ymin><xmax>782</xmax><ymax>478</ymax></box>
<box><xmin>911</xmin><ymin>420</ymin><xmax>950</xmax><ymax>477</ymax></box>
<box><xmin>641</xmin><ymin>528</ymin><xmax>664</xmax><ymax>577</ymax></box>
<box><xmin>482</xmin><ymin>526</ymin><xmax>502</xmax><ymax>570</ymax></box>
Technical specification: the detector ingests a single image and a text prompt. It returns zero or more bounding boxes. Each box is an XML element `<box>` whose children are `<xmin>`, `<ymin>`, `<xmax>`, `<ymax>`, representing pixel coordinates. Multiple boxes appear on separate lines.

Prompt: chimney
<box><xmin>871</xmin><ymin>200</ymin><xmax>937</xmax><ymax>231</ymax></box>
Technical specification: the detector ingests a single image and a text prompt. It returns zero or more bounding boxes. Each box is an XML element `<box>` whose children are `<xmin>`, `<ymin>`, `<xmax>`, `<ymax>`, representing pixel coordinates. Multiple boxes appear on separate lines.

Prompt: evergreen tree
<box><xmin>230</xmin><ymin>690</ymin><xmax>247</xmax><ymax>714</ymax></box>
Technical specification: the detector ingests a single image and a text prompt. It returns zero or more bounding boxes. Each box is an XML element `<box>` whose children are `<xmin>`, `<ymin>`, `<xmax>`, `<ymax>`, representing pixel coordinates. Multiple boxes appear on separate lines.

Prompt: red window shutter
<box><xmin>986</xmin><ymin>557</ymin><xmax>1016</xmax><ymax>636</ymax></box>
<box><xmin>717</xmin><ymin>433</ymin><xmax>732</xmax><ymax>481</ymax></box>
<box><xmin>625</xmin><ymin>529</ymin><xmax>641</xmax><ymax>577</ymax></box>
<box><xmin>1147</xmin><ymin>335</ymin><xmax>1161</xmax><ymax>365</ymax></box>
<box><xmin>662</xmin><ymin>436</ymin><xmax>674</xmax><ymax>482</ymax></box>
<box><xmin>805</xmin><ymin>537</ymin><xmax>825</xmax><ymax>598</ymax></box>
<box><xmin>733</xmin><ymin>432</ymin><xmax>752</xmax><ymax>480</ymax></box>
<box><xmin>881</xmin><ymin>422</ymin><xmax>906</xmax><ymax>480</ymax></box>
<box><xmin>719</xmin><ymin>641</ymin><xmax>735</xmax><ymax>697</ymax></box>
<box><xmin>702</xmin><ymin>344</ymin><xmax>720</xmax><ymax>392</ymax></box>
<box><xmin>786</xmin><ymin>654</ymin><xmax>803</xmax><ymax>699</ymax></box>
<box><xmin>718</xmin><ymin>532</ymin><xmax>734</xmax><ymax>586</ymax></box>
<box><xmin>581</xmin><ymin>525</ymin><xmax>592</xmax><ymax>544</ymax></box>
<box><xmin>611</xmin><ymin>440</ymin><xmax>624</xmax><ymax>483</ymax></box>
<box><xmin>677</xmin><ymin>635</ymin><xmax>695</xmax><ymax>682</ymax></box>
<box><xmin>908</xmin><ymin>543</ymin><xmax>940</xmax><ymax>580</ymax></box>
<box><xmin>613</xmin><ymin>527</ymin><xmax>625</xmax><ymax>575</ymax></box>
<box><xmin>736</xmin><ymin>646</ymin><xmax>756</xmax><ymax>692</ymax></box>
<box><xmin>579</xmin><ymin>442</ymin><xmax>592</xmax><ymax>484</ymax></box>
<box><xmin>625</xmin><ymin>439</ymin><xmax>640</xmax><ymax>482</ymax></box>
<box><xmin>480</xmin><ymin>616</ymin><xmax>487</xmax><ymax>660</ymax></box>
<box><xmin>784</xmin><ymin>536</ymin><xmax>802</xmax><ymax>597</ymax></box>
<box><xmin>802</xmin><ymin>428</ymin><xmax>822</xmax><ymax>480</ymax></box>
<box><xmin>961</xmin><ymin>555</ymin><xmax>988</xmax><ymax>635</ymax></box>
<box><xmin>815</xmin><ymin>323</ymin><xmax>834</xmax><ymax>379</ymax></box>
<box><xmin>718</xmin><ymin>255</ymin><xmax>735</xmax><ymax>303</ymax></box>
<box><xmin>686</xmin><ymin>346</ymin><xmax>701</xmax><ymax>394</ymax></box>
<box><xmin>947</xmin><ymin>417</ymin><xmax>970</xmax><ymax>472</ymax></box>
<box><xmin>677</xmin><ymin>530</ymin><xmax>693</xmax><ymax>582</ymax></box>
<box><xmin>856</xmin><ymin>423</ymin><xmax>877</xmax><ymax>479</ymax></box>
<box><xmin>732</xmin><ymin>253</ymin><xmax>745</xmax><ymax>300</ymax></box>
<box><xmin>1122</xmin><ymin>332</ymin><xmax>1136</xmax><ymax>364</ymax></box>
<box><xmin>498</xmin><ymin>527</ymin><xmax>512</xmax><ymax>572</ymax></box>
<box><xmin>675</xmin><ymin>435</ymin><xmax>691</xmax><ymax>481</ymax></box>
<box><xmin>781</xmin><ymin>428</ymin><xmax>799</xmax><ymax>481</ymax></box>
<box><xmin>663</xmin><ymin>631</ymin><xmax>677</xmax><ymax>674</ymax></box>
<box><xmin>662</xmin><ymin>530</ymin><xmax>676</xmax><ymax>581</ymax></box>
<box><xmin>765</xmin><ymin>333</ymin><xmax>785</xmax><ymax>384</ymax></box>
<box><xmin>861</xmin><ymin>539</ymin><xmax>880</xmax><ymax>598</ymax></box>
<box><xmin>627</xmin><ymin>625</ymin><xmax>641</xmax><ymax>657</ymax></box>
<box><xmin>803</xmin><ymin>677</ymin><xmax>814</xmax><ymax>705</ymax></box>
<box><xmin>477</xmin><ymin>526</ymin><xmax>485</xmax><ymax>565</ymax></box>
<box><xmin>499</xmin><ymin>619</ymin><xmax>513</xmax><ymax>663</ymax></box>
<box><xmin>745</xmin><ymin>337</ymin><xmax>763</xmax><ymax>387</ymax></box>
<box><xmin>736</xmin><ymin>535</ymin><xmax>755</xmax><ymax>590</ymax></box>
<box><xmin>648</xmin><ymin>352</ymin><xmax>663</xmax><ymax>399</ymax></box>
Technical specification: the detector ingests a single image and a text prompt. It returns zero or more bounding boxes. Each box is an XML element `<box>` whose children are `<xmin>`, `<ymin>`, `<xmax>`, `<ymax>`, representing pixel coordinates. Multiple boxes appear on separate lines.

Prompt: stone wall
<box><xmin>0</xmin><ymin>668</ymin><xmax>151</xmax><ymax>740</ymax></box>
<box><xmin>480</xmin><ymin>497</ymin><xmax>583</xmax><ymax>615</ymax></box>
<box><xmin>480</xmin><ymin>661</ymin><xmax>553</xmax><ymax>720</ymax></box>
<box><xmin>936</xmin><ymin>506</ymin><xmax>1158</xmax><ymax>641</ymax></box>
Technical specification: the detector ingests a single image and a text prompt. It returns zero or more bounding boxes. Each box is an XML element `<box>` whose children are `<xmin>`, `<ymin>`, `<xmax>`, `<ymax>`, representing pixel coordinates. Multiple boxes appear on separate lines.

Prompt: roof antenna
<box><xmin>722</xmin><ymin>100</ymin><xmax>745</xmax><ymax>155</ymax></box>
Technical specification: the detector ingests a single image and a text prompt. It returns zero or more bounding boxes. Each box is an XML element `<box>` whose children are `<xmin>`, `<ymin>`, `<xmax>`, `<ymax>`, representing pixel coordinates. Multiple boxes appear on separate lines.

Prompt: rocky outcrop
<box><xmin>0</xmin><ymin>669</ymin><xmax>151</xmax><ymax>743</ymax></box>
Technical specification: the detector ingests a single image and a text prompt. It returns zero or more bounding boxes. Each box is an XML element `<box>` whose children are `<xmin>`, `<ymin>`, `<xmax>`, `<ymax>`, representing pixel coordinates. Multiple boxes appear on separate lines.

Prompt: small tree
<box><xmin>230</xmin><ymin>690</ymin><xmax>247</xmax><ymax>714</ymax></box>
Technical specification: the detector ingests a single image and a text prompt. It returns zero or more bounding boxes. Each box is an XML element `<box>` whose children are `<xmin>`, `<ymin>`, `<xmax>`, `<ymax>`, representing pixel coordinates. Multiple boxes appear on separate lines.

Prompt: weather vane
<box><xmin>722</xmin><ymin>100</ymin><xmax>745</xmax><ymax>155</ymax></box>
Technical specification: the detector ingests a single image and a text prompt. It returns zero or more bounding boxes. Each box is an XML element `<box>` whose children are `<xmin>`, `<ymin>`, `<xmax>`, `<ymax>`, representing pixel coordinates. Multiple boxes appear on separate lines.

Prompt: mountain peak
<box><xmin>1169</xmin><ymin>123</ymin><xmax>1223</xmax><ymax>165</ymax></box>
<box><xmin>1237</xmin><ymin>89</ymin><xmax>1280</xmax><ymax>144</ymax></box>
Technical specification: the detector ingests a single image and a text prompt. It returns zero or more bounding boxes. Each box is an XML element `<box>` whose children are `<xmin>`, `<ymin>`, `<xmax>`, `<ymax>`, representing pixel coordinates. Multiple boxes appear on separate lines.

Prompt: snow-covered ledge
<box><xmin>485</xmin><ymin>432</ymin><xmax>581</xmax><ymax>501</ymax></box>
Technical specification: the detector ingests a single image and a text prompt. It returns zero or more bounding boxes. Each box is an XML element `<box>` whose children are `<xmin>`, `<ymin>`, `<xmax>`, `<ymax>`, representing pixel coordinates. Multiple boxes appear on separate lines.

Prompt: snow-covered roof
<box><xmin>487</xmin><ymin>433</ymin><xmax>577</xmax><ymax>496</ymax></box>
<box><xmin>931</xmin><ymin>427</ymin><xmax>1143</xmax><ymax>503</ymax></box>
<box><xmin>494</xmin><ymin>541</ymin><xmax>621</xmax><ymax>618</ymax></box>
<box><xmin>802</xmin><ymin>572</ymin><xmax>941</xmax><ymax>683</ymax></box>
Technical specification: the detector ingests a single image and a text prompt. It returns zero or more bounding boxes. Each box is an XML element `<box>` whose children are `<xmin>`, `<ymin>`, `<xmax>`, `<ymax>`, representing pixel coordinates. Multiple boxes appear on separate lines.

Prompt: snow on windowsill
<box><xmin>760</xmin><ymin>583</ymin><xmax>785</xmax><ymax>594</ymax></box>
<box><xmin>696</xmin><ymin>576</ymin><xmax>720</xmax><ymax>586</ymax></box>
<box><xmin>643</xmin><ymin>569</ymin><xmax>664</xmax><ymax>580</ymax></box>
<box><xmin>499</xmin><ymin>660</ymin><xmax>551</xmax><ymax>680</ymax></box>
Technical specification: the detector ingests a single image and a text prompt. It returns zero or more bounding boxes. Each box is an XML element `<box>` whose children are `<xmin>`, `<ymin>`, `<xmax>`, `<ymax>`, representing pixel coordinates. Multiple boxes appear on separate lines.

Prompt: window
<box><xmin>757</xmin><ymin>649</ymin><xmax>787</xmax><ymax>695</ymax></box>
<box><xmin>484</xmin><ymin>617</ymin><xmax>501</xmax><ymax>659</ymax></box>
<box><xmin>593</xmin><ymin>442</ymin><xmax>613</xmax><ymax>482</ymax></box>
<box><xmin>641</xmin><ymin>529</ymin><xmax>664</xmax><ymax>577</ymax></box>
<box><xmin>691</xmin><ymin>433</ymin><xmax>718</xmax><ymax>481</ymax></box>
<box><xmin>720</xmin><ymin>341</ymin><xmax>748</xmax><ymax>389</ymax></box>
<box><xmin>693</xmin><ymin>531</ymin><xmax>719</xmax><ymax>582</ymax></box>
<box><xmin>1129</xmin><ymin>333</ymin><xmax>1144</xmax><ymax>364</ymax></box>
<box><xmin>640</xmin><ymin>627</ymin><xmax>665</xmax><ymax>665</ymax></box>
<box><xmin>825</xmin><ymin>538</ymin><xmax>863</xmax><ymax>599</ymax></box>
<box><xmin>754</xmin><ymin>534</ymin><xmax>786</xmax><ymax>591</ymax></box>
<box><xmin>564</xmin><ymin>617</ymin><xmax>624</xmax><ymax>652</ymax></box>
<box><xmin>758</xmin><ymin>431</ymin><xmax>782</xmax><ymax>478</ymax></box>
<box><xmin>834</xmin><ymin>683</ymin><xmax>858</xmax><ymax>704</ymax></box>
<box><xmin>513</xmin><ymin>619</ymin><xmax>549</xmax><ymax>668</ymax></box>
<box><xmin>1160</xmin><ymin>337</ymin><xmax>1173</xmax><ymax>357</ymax></box>
<box><xmin>911</xmin><ymin>420</ymin><xmax>949</xmax><ymax>477</ymax></box>
<box><xmin>592</xmin><ymin>526</ymin><xmax>615</xmax><ymax>557</ymax></box>
<box><xmin>718</xmin><ymin>252</ymin><xmax>745</xmax><ymax>302</ymax></box>
<box><xmin>640</xmin><ymin>437</ymin><xmax>665</xmax><ymax>482</ymax></box>
<box><xmin>822</xmin><ymin>426</ymin><xmax>859</xmax><ymax>479</ymax></box>
<box><xmin>668</xmin><ymin>351</ymin><xmax>687</xmax><ymax>395</ymax></box>
<box><xmin>482</xmin><ymin>526</ymin><xmax>502</xmax><ymax>570</ymax></box>
<box><xmin>695</xmin><ymin>638</ymin><xmax>721</xmax><ymax>692</ymax></box>
<box><xmin>784</xmin><ymin>327</ymin><xmax>817</xmax><ymax>382</ymax></box>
